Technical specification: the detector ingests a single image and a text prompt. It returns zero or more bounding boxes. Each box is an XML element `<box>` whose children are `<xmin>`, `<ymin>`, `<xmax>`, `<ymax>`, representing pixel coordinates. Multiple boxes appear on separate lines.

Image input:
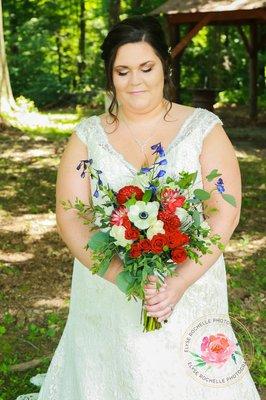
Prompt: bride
<box><xmin>17</xmin><ymin>15</ymin><xmax>261</xmax><ymax>400</ymax></box>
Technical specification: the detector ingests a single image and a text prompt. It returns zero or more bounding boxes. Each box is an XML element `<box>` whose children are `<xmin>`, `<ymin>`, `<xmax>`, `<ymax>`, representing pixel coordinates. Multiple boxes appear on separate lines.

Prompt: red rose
<box><xmin>117</xmin><ymin>185</ymin><xmax>144</xmax><ymax>205</ymax></box>
<box><xmin>150</xmin><ymin>233</ymin><xmax>168</xmax><ymax>254</ymax></box>
<box><xmin>167</xmin><ymin>232</ymin><xmax>190</xmax><ymax>249</ymax></box>
<box><xmin>139</xmin><ymin>239</ymin><xmax>151</xmax><ymax>252</ymax></box>
<box><xmin>125</xmin><ymin>226</ymin><xmax>140</xmax><ymax>241</ymax></box>
<box><xmin>130</xmin><ymin>242</ymin><xmax>142</xmax><ymax>258</ymax></box>
<box><xmin>171</xmin><ymin>247</ymin><xmax>187</xmax><ymax>263</ymax></box>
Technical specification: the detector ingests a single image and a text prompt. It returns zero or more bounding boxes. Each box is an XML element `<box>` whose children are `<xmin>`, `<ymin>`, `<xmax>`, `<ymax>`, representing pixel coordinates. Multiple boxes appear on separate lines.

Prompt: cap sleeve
<box><xmin>73</xmin><ymin>117</ymin><xmax>92</xmax><ymax>145</ymax></box>
<box><xmin>196</xmin><ymin>108</ymin><xmax>224</xmax><ymax>153</ymax></box>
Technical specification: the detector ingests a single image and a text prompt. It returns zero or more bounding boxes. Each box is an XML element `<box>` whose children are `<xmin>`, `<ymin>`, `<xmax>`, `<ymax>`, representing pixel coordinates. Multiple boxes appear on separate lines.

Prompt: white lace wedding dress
<box><xmin>16</xmin><ymin>107</ymin><xmax>261</xmax><ymax>400</ymax></box>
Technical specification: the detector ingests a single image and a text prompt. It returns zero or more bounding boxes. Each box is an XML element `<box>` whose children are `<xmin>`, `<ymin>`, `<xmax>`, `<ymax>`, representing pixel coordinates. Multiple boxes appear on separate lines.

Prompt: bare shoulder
<box><xmin>168</xmin><ymin>102</ymin><xmax>196</xmax><ymax>119</ymax></box>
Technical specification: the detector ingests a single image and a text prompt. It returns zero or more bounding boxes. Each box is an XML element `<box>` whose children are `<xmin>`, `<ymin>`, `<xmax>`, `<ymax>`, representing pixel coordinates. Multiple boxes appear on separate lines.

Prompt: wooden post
<box><xmin>249</xmin><ymin>22</ymin><xmax>258</xmax><ymax>121</ymax></box>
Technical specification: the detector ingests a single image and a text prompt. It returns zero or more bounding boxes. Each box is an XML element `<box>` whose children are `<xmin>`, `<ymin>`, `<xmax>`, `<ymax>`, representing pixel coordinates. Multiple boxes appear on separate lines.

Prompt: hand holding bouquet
<box><xmin>62</xmin><ymin>142</ymin><xmax>236</xmax><ymax>332</ymax></box>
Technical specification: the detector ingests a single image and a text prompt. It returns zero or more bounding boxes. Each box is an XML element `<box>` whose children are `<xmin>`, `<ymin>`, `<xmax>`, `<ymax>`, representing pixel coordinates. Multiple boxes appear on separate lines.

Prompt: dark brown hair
<box><xmin>100</xmin><ymin>15</ymin><xmax>176</xmax><ymax>126</ymax></box>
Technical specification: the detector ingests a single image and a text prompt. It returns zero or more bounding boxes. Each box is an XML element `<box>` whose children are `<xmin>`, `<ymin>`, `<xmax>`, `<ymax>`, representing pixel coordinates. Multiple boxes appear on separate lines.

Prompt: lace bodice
<box><xmin>74</xmin><ymin>107</ymin><xmax>223</xmax><ymax>197</ymax></box>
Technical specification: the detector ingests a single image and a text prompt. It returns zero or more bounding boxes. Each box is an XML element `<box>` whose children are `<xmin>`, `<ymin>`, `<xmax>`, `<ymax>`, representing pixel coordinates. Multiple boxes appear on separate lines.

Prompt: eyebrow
<box><xmin>114</xmin><ymin>60</ymin><xmax>154</xmax><ymax>69</ymax></box>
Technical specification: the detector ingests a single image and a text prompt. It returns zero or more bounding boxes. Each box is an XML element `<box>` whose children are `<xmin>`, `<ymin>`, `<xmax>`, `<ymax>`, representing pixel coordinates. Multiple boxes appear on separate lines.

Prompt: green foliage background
<box><xmin>3</xmin><ymin>0</ymin><xmax>266</xmax><ymax>109</ymax></box>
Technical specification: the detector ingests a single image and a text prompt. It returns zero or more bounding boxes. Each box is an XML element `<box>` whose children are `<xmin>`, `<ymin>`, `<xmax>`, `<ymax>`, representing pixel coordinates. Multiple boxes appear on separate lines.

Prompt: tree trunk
<box><xmin>77</xmin><ymin>0</ymin><xmax>86</xmax><ymax>80</ymax></box>
<box><xmin>109</xmin><ymin>0</ymin><xmax>120</xmax><ymax>29</ymax></box>
<box><xmin>0</xmin><ymin>0</ymin><xmax>17</xmax><ymax>113</ymax></box>
<box><xmin>132</xmin><ymin>0</ymin><xmax>142</xmax><ymax>9</ymax></box>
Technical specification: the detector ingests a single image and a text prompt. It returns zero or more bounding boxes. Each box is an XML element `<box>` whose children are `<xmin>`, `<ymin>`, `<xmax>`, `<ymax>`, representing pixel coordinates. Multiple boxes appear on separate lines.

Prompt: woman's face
<box><xmin>112</xmin><ymin>41</ymin><xmax>165</xmax><ymax>112</ymax></box>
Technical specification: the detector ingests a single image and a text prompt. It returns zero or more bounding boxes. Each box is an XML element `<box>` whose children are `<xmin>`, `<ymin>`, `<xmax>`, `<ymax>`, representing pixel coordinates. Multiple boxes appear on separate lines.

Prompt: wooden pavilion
<box><xmin>149</xmin><ymin>0</ymin><xmax>266</xmax><ymax>120</ymax></box>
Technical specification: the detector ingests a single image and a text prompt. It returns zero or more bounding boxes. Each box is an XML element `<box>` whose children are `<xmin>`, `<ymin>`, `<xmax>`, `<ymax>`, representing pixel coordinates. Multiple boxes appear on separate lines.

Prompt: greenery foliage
<box><xmin>2</xmin><ymin>0</ymin><xmax>266</xmax><ymax>108</ymax></box>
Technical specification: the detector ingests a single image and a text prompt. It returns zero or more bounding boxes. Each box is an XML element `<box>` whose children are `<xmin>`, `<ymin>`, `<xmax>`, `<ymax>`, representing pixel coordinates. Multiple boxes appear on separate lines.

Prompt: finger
<box><xmin>144</xmin><ymin>288</ymin><xmax>167</xmax><ymax>303</ymax></box>
<box><xmin>147</xmin><ymin>275</ymin><xmax>158</xmax><ymax>282</ymax></box>
<box><xmin>158</xmin><ymin>310</ymin><xmax>173</xmax><ymax>323</ymax></box>
<box><xmin>147</xmin><ymin>304</ymin><xmax>173</xmax><ymax>319</ymax></box>
<box><xmin>144</xmin><ymin>286</ymin><xmax>166</xmax><ymax>295</ymax></box>
<box><xmin>145</xmin><ymin>296</ymin><xmax>169</xmax><ymax>311</ymax></box>
<box><xmin>144</xmin><ymin>282</ymin><xmax>167</xmax><ymax>290</ymax></box>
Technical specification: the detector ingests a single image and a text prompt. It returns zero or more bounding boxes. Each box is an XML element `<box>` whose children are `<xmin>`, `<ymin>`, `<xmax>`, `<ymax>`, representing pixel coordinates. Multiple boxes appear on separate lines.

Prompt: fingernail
<box><xmin>147</xmin><ymin>313</ymin><xmax>152</xmax><ymax>316</ymax></box>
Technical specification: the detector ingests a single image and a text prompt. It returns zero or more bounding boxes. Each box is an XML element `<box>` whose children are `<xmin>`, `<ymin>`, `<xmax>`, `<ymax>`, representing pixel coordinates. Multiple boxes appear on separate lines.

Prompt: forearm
<box><xmin>56</xmin><ymin>214</ymin><xmax>123</xmax><ymax>285</ymax></box>
<box><xmin>174</xmin><ymin>213</ymin><xmax>239</xmax><ymax>288</ymax></box>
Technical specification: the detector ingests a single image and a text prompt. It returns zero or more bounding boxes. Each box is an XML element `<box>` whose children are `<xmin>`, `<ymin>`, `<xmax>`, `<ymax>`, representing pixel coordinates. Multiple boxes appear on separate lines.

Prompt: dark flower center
<box><xmin>139</xmin><ymin>211</ymin><xmax>148</xmax><ymax>219</ymax></box>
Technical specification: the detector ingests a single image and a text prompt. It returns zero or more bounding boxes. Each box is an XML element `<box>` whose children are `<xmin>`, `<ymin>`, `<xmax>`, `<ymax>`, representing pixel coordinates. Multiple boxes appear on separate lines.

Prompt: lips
<box><xmin>129</xmin><ymin>91</ymin><xmax>146</xmax><ymax>94</ymax></box>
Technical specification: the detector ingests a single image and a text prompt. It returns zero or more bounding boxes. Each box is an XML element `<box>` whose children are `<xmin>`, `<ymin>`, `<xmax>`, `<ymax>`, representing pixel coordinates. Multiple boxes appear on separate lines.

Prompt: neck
<box><xmin>118</xmin><ymin>99</ymin><xmax>168</xmax><ymax>124</ymax></box>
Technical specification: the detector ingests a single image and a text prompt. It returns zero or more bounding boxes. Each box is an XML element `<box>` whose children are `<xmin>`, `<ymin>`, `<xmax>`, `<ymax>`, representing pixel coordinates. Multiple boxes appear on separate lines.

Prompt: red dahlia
<box><xmin>116</xmin><ymin>185</ymin><xmax>144</xmax><ymax>205</ymax></box>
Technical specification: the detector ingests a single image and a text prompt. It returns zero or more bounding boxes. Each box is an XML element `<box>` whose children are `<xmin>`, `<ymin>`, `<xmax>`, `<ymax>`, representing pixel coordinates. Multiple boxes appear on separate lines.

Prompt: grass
<box><xmin>0</xmin><ymin>105</ymin><xmax>265</xmax><ymax>399</ymax></box>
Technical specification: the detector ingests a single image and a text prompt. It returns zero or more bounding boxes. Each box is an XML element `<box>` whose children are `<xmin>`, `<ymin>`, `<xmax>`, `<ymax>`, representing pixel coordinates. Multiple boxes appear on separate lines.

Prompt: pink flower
<box><xmin>110</xmin><ymin>206</ymin><xmax>128</xmax><ymax>226</ymax></box>
<box><xmin>200</xmin><ymin>333</ymin><xmax>237</xmax><ymax>368</ymax></box>
<box><xmin>161</xmin><ymin>188</ymin><xmax>185</xmax><ymax>212</ymax></box>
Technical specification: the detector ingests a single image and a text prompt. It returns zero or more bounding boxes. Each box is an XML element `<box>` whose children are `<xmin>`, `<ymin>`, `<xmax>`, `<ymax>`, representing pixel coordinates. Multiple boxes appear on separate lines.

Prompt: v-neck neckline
<box><xmin>94</xmin><ymin>107</ymin><xmax>200</xmax><ymax>174</ymax></box>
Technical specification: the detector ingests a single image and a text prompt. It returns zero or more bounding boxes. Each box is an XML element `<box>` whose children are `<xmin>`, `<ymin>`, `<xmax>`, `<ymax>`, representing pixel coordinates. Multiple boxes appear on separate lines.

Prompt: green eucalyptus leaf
<box><xmin>206</xmin><ymin>169</ymin><xmax>222</xmax><ymax>182</ymax></box>
<box><xmin>87</xmin><ymin>231</ymin><xmax>110</xmax><ymax>251</ymax></box>
<box><xmin>192</xmin><ymin>210</ymin><xmax>201</xmax><ymax>227</ymax></box>
<box><xmin>194</xmin><ymin>189</ymin><xmax>211</xmax><ymax>201</ymax></box>
<box><xmin>115</xmin><ymin>270</ymin><xmax>134</xmax><ymax>294</ymax></box>
<box><xmin>97</xmin><ymin>257</ymin><xmax>112</xmax><ymax>277</ymax></box>
<box><xmin>221</xmin><ymin>193</ymin><xmax>237</xmax><ymax>207</ymax></box>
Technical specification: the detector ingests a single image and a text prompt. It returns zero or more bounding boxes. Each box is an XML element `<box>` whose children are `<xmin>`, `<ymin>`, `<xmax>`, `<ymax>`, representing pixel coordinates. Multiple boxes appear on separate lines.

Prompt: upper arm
<box><xmin>56</xmin><ymin>132</ymin><xmax>91</xmax><ymax>228</ymax></box>
<box><xmin>200</xmin><ymin>123</ymin><xmax>242</xmax><ymax>224</ymax></box>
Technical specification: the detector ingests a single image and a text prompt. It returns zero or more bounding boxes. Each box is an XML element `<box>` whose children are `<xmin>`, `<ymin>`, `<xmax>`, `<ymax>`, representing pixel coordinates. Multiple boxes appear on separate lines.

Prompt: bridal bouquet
<box><xmin>62</xmin><ymin>142</ymin><xmax>236</xmax><ymax>332</ymax></box>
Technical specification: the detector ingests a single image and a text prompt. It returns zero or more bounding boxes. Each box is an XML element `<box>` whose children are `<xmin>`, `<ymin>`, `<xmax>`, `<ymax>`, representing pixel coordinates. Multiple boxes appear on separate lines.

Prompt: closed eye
<box><xmin>118</xmin><ymin>67</ymin><xmax>152</xmax><ymax>76</ymax></box>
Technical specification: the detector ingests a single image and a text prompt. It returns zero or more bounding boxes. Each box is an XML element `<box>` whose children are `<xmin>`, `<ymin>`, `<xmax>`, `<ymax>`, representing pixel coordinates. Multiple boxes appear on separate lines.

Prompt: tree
<box><xmin>0</xmin><ymin>0</ymin><xmax>16</xmax><ymax>113</ymax></box>
<box><xmin>109</xmin><ymin>0</ymin><xmax>120</xmax><ymax>29</ymax></box>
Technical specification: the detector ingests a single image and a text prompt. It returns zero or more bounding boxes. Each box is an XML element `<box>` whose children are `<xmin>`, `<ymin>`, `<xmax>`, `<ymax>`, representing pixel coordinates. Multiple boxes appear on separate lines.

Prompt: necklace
<box><xmin>119</xmin><ymin>107</ymin><xmax>165</xmax><ymax>155</ymax></box>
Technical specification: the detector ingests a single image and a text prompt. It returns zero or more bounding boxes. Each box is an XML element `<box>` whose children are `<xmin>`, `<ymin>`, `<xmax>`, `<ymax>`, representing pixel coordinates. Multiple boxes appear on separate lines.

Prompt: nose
<box><xmin>130</xmin><ymin>70</ymin><xmax>143</xmax><ymax>86</ymax></box>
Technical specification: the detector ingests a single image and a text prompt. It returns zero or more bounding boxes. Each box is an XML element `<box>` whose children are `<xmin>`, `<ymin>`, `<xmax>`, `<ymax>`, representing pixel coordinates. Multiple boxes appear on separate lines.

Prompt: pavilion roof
<box><xmin>150</xmin><ymin>0</ymin><xmax>266</xmax><ymax>15</ymax></box>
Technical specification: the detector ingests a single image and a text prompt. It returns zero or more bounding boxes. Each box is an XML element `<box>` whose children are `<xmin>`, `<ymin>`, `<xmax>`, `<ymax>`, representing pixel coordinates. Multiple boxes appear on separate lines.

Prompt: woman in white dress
<box><xmin>17</xmin><ymin>15</ymin><xmax>261</xmax><ymax>400</ymax></box>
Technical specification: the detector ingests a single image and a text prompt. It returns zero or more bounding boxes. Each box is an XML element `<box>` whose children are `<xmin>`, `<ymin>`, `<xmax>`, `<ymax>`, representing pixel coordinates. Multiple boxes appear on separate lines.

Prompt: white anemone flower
<box><xmin>128</xmin><ymin>201</ymin><xmax>159</xmax><ymax>230</ymax></box>
<box><xmin>147</xmin><ymin>220</ymin><xmax>165</xmax><ymax>240</ymax></box>
<box><xmin>109</xmin><ymin>225</ymin><xmax>133</xmax><ymax>247</ymax></box>
<box><xmin>175</xmin><ymin>207</ymin><xmax>193</xmax><ymax>231</ymax></box>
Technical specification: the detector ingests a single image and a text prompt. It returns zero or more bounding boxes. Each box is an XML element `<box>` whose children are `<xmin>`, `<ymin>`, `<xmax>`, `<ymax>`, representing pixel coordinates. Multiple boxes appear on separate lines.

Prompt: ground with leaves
<box><xmin>0</xmin><ymin>106</ymin><xmax>265</xmax><ymax>399</ymax></box>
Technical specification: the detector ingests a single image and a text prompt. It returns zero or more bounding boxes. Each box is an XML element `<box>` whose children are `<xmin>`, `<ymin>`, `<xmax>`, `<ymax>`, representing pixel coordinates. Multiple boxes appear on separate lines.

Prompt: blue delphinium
<box><xmin>140</xmin><ymin>167</ymin><xmax>152</xmax><ymax>174</ymax></box>
<box><xmin>76</xmin><ymin>159</ymin><xmax>93</xmax><ymax>178</ymax></box>
<box><xmin>151</xmin><ymin>142</ymin><xmax>165</xmax><ymax>157</ymax></box>
<box><xmin>76</xmin><ymin>160</ymin><xmax>103</xmax><ymax>198</ymax></box>
<box><xmin>155</xmin><ymin>170</ymin><xmax>166</xmax><ymax>179</ymax></box>
<box><xmin>216</xmin><ymin>177</ymin><xmax>225</xmax><ymax>193</ymax></box>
